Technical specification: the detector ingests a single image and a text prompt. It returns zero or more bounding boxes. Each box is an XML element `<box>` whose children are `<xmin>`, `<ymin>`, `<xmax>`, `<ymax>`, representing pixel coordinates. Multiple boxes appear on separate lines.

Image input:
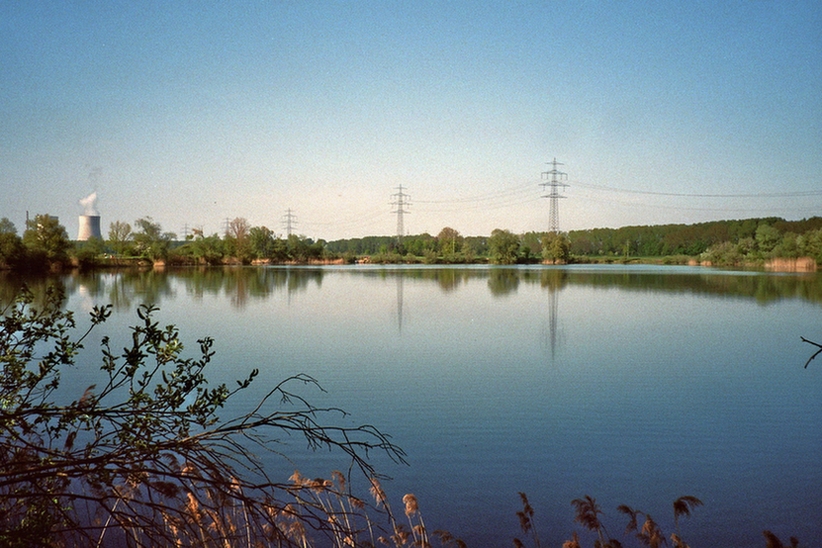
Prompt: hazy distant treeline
<box><xmin>327</xmin><ymin>216</ymin><xmax>822</xmax><ymax>266</ymax></box>
<box><xmin>566</xmin><ymin>216</ymin><xmax>822</xmax><ymax>265</ymax></box>
<box><xmin>567</xmin><ymin>216</ymin><xmax>820</xmax><ymax>256</ymax></box>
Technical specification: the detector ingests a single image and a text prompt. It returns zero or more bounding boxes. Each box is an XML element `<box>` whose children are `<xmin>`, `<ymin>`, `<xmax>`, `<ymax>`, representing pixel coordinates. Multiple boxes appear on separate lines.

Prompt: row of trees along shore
<box><xmin>1</xmin><ymin>214</ymin><xmax>821</xmax><ymax>271</ymax></box>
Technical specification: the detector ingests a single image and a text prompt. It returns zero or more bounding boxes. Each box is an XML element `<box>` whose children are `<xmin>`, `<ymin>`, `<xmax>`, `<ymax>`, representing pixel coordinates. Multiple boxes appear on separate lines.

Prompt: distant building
<box><xmin>78</xmin><ymin>215</ymin><xmax>102</xmax><ymax>240</ymax></box>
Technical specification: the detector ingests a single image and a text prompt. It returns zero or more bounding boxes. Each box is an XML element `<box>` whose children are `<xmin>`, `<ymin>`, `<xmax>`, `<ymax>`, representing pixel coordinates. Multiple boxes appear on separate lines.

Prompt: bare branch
<box><xmin>801</xmin><ymin>336</ymin><xmax>822</xmax><ymax>368</ymax></box>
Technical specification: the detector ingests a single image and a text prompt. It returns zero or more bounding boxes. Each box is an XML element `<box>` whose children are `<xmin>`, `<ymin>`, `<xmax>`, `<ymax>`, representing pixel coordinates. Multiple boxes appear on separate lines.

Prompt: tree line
<box><xmin>2</xmin><ymin>213</ymin><xmax>820</xmax><ymax>271</ymax></box>
<box><xmin>567</xmin><ymin>216</ymin><xmax>822</xmax><ymax>265</ymax></box>
<box><xmin>0</xmin><ymin>215</ymin><xmax>331</xmax><ymax>271</ymax></box>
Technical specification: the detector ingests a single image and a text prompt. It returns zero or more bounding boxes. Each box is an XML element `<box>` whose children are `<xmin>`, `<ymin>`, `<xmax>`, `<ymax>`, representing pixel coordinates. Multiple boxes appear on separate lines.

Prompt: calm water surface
<box><xmin>5</xmin><ymin>265</ymin><xmax>821</xmax><ymax>547</ymax></box>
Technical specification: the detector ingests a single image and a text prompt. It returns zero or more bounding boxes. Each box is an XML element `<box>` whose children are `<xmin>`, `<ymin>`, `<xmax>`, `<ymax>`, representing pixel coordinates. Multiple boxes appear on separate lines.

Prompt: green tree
<box><xmin>541</xmin><ymin>232</ymin><xmax>570</xmax><ymax>264</ymax></box>
<box><xmin>271</xmin><ymin>236</ymin><xmax>290</xmax><ymax>262</ymax></box>
<box><xmin>73</xmin><ymin>236</ymin><xmax>105</xmax><ymax>268</ymax></box>
<box><xmin>0</xmin><ymin>218</ymin><xmax>25</xmax><ymax>269</ymax></box>
<box><xmin>436</xmin><ymin>227</ymin><xmax>462</xmax><ymax>261</ymax></box>
<box><xmin>700</xmin><ymin>241</ymin><xmax>743</xmax><ymax>266</ymax></box>
<box><xmin>0</xmin><ymin>286</ymin><xmax>404</xmax><ymax>546</ymax></box>
<box><xmin>755</xmin><ymin>223</ymin><xmax>781</xmax><ymax>255</ymax></box>
<box><xmin>488</xmin><ymin>229</ymin><xmax>520</xmax><ymax>264</ymax></box>
<box><xmin>249</xmin><ymin>225</ymin><xmax>276</xmax><ymax>260</ymax></box>
<box><xmin>286</xmin><ymin>234</ymin><xmax>305</xmax><ymax>262</ymax></box>
<box><xmin>181</xmin><ymin>228</ymin><xmax>224</xmax><ymax>265</ymax></box>
<box><xmin>521</xmin><ymin>232</ymin><xmax>543</xmax><ymax>258</ymax></box>
<box><xmin>224</xmin><ymin>217</ymin><xmax>253</xmax><ymax>263</ymax></box>
<box><xmin>133</xmin><ymin>217</ymin><xmax>175</xmax><ymax>262</ymax></box>
<box><xmin>107</xmin><ymin>220</ymin><xmax>133</xmax><ymax>256</ymax></box>
<box><xmin>461</xmin><ymin>240</ymin><xmax>476</xmax><ymax>263</ymax></box>
<box><xmin>22</xmin><ymin>213</ymin><xmax>72</xmax><ymax>267</ymax></box>
<box><xmin>798</xmin><ymin>228</ymin><xmax>822</xmax><ymax>263</ymax></box>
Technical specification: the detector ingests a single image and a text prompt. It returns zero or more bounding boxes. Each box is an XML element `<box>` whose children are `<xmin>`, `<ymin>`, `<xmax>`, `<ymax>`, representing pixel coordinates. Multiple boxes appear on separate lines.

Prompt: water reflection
<box><xmin>539</xmin><ymin>269</ymin><xmax>568</xmax><ymax>360</ymax></box>
<box><xmin>396</xmin><ymin>275</ymin><xmax>404</xmax><ymax>334</ymax></box>
<box><xmin>1</xmin><ymin>265</ymin><xmax>820</xmax><ymax>314</ymax></box>
<box><xmin>487</xmin><ymin>268</ymin><xmax>519</xmax><ymax>296</ymax></box>
<box><xmin>2</xmin><ymin>265</ymin><xmax>818</xmax><ymax>546</ymax></box>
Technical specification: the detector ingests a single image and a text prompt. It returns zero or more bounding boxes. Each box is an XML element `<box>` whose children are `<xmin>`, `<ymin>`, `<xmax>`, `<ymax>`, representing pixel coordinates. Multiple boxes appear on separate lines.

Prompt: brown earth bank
<box><xmin>764</xmin><ymin>256</ymin><xmax>817</xmax><ymax>272</ymax></box>
<box><xmin>691</xmin><ymin>257</ymin><xmax>818</xmax><ymax>272</ymax></box>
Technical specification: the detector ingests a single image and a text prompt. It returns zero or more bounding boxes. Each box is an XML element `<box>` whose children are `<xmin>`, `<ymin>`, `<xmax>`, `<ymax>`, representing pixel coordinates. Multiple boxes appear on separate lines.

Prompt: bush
<box><xmin>0</xmin><ymin>286</ymin><xmax>406</xmax><ymax>546</ymax></box>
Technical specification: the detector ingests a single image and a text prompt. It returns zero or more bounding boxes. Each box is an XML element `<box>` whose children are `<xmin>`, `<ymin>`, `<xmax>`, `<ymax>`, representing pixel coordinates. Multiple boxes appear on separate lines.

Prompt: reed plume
<box><xmin>514</xmin><ymin>492</ymin><xmax>541</xmax><ymax>548</ymax></box>
<box><xmin>561</xmin><ymin>531</ymin><xmax>581</xmax><ymax>548</ymax></box>
<box><xmin>672</xmin><ymin>495</ymin><xmax>703</xmax><ymax>535</ymax></box>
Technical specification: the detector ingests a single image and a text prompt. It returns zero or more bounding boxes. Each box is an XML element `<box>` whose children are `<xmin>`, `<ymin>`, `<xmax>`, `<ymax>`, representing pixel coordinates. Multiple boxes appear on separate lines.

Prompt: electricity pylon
<box><xmin>541</xmin><ymin>158</ymin><xmax>569</xmax><ymax>233</ymax></box>
<box><xmin>282</xmin><ymin>208</ymin><xmax>297</xmax><ymax>237</ymax></box>
<box><xmin>391</xmin><ymin>185</ymin><xmax>411</xmax><ymax>242</ymax></box>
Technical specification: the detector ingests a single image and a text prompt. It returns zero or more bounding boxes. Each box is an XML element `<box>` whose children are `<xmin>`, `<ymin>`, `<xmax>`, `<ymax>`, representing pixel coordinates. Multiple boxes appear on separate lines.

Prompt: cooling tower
<box><xmin>78</xmin><ymin>215</ymin><xmax>102</xmax><ymax>241</ymax></box>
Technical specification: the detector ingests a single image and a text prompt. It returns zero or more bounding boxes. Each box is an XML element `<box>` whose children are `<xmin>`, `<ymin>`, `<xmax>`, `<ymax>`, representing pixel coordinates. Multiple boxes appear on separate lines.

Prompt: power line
<box><xmin>572</xmin><ymin>181</ymin><xmax>822</xmax><ymax>198</ymax></box>
<box><xmin>576</xmin><ymin>193</ymin><xmax>822</xmax><ymax>214</ymax></box>
<box><xmin>414</xmin><ymin>182</ymin><xmax>535</xmax><ymax>204</ymax></box>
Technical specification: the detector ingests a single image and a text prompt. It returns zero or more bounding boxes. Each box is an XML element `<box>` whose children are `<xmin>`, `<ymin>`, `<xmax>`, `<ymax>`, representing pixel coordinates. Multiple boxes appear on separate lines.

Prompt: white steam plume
<box><xmin>79</xmin><ymin>192</ymin><xmax>99</xmax><ymax>216</ymax></box>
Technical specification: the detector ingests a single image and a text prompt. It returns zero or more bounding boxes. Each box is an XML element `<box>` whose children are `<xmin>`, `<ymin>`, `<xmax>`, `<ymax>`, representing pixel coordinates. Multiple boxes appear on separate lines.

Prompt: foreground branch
<box><xmin>0</xmin><ymin>286</ymin><xmax>405</xmax><ymax>547</ymax></box>
<box><xmin>801</xmin><ymin>336</ymin><xmax>822</xmax><ymax>368</ymax></box>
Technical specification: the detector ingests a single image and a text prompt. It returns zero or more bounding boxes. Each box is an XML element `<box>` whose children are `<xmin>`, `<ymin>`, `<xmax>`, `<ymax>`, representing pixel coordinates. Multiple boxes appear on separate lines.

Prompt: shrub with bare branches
<box><xmin>0</xmin><ymin>285</ymin><xmax>408</xmax><ymax>546</ymax></box>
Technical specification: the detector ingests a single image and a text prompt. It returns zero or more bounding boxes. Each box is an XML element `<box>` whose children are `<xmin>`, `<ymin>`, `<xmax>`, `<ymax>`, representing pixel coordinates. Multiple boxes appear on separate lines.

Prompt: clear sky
<box><xmin>2</xmin><ymin>1</ymin><xmax>820</xmax><ymax>241</ymax></box>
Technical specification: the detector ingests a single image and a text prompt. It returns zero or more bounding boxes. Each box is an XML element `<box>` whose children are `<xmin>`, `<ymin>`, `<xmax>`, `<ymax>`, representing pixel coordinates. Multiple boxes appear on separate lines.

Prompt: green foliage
<box><xmin>223</xmin><ymin>217</ymin><xmax>253</xmax><ymax>263</ymax></box>
<box><xmin>22</xmin><ymin>213</ymin><xmax>72</xmax><ymax>267</ymax></box>
<box><xmin>132</xmin><ymin>217</ymin><xmax>175</xmax><ymax>262</ymax></box>
<box><xmin>249</xmin><ymin>225</ymin><xmax>277</xmax><ymax>260</ymax></box>
<box><xmin>436</xmin><ymin>227</ymin><xmax>462</xmax><ymax>260</ymax></box>
<box><xmin>541</xmin><ymin>232</ymin><xmax>571</xmax><ymax>264</ymax></box>
<box><xmin>0</xmin><ymin>286</ymin><xmax>405</xmax><ymax>546</ymax></box>
<box><xmin>568</xmin><ymin>217</ymin><xmax>822</xmax><ymax>263</ymax></box>
<box><xmin>73</xmin><ymin>236</ymin><xmax>106</xmax><ymax>268</ymax></box>
<box><xmin>755</xmin><ymin>224</ymin><xmax>782</xmax><ymax>255</ymax></box>
<box><xmin>107</xmin><ymin>220</ymin><xmax>133</xmax><ymax>256</ymax></box>
<box><xmin>488</xmin><ymin>229</ymin><xmax>521</xmax><ymax>264</ymax></box>
<box><xmin>177</xmin><ymin>229</ymin><xmax>225</xmax><ymax>265</ymax></box>
<box><xmin>0</xmin><ymin>218</ymin><xmax>25</xmax><ymax>269</ymax></box>
<box><xmin>797</xmin><ymin>228</ymin><xmax>822</xmax><ymax>263</ymax></box>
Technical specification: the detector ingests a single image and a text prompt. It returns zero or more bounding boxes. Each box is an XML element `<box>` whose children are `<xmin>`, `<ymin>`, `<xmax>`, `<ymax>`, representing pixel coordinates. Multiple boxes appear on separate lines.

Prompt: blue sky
<box><xmin>2</xmin><ymin>1</ymin><xmax>820</xmax><ymax>241</ymax></box>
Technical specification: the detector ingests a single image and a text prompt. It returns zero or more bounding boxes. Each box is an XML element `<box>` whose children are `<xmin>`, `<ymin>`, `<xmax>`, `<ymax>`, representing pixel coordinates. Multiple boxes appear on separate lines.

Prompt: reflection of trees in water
<box><xmin>5</xmin><ymin>266</ymin><xmax>820</xmax><ymax>315</ymax></box>
<box><xmin>487</xmin><ymin>269</ymin><xmax>519</xmax><ymax>296</ymax></box>
<box><xmin>432</xmin><ymin>269</ymin><xmax>463</xmax><ymax>292</ymax></box>
<box><xmin>566</xmin><ymin>270</ymin><xmax>822</xmax><ymax>305</ymax></box>
<box><xmin>171</xmin><ymin>267</ymin><xmax>324</xmax><ymax>309</ymax></box>
<box><xmin>57</xmin><ymin>268</ymin><xmax>328</xmax><ymax>312</ymax></box>
<box><xmin>102</xmin><ymin>269</ymin><xmax>175</xmax><ymax>311</ymax></box>
<box><xmin>0</xmin><ymin>271</ymin><xmax>67</xmax><ymax>309</ymax></box>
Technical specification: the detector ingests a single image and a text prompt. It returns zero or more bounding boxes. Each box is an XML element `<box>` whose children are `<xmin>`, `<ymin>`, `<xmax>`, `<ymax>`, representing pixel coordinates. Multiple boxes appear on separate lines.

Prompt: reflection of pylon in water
<box><xmin>548</xmin><ymin>286</ymin><xmax>558</xmax><ymax>360</ymax></box>
<box><xmin>396</xmin><ymin>275</ymin><xmax>404</xmax><ymax>334</ymax></box>
<box><xmin>541</xmin><ymin>270</ymin><xmax>565</xmax><ymax>362</ymax></box>
<box><xmin>541</xmin><ymin>158</ymin><xmax>569</xmax><ymax>233</ymax></box>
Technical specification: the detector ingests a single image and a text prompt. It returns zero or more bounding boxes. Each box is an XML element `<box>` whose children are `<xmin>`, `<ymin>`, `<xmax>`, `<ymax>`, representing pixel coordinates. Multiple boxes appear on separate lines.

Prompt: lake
<box><xmin>3</xmin><ymin>264</ymin><xmax>821</xmax><ymax>547</ymax></box>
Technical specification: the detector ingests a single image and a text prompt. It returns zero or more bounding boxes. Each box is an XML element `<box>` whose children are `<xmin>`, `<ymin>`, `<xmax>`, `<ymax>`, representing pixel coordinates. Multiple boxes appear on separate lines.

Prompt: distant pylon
<box><xmin>282</xmin><ymin>208</ymin><xmax>297</xmax><ymax>237</ymax></box>
<box><xmin>390</xmin><ymin>185</ymin><xmax>411</xmax><ymax>242</ymax></box>
<box><xmin>541</xmin><ymin>158</ymin><xmax>569</xmax><ymax>233</ymax></box>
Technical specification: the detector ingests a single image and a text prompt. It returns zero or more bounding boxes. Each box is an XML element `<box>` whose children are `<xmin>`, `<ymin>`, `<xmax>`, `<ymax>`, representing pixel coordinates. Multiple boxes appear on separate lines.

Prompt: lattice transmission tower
<box><xmin>282</xmin><ymin>208</ymin><xmax>297</xmax><ymax>237</ymax></box>
<box><xmin>390</xmin><ymin>185</ymin><xmax>411</xmax><ymax>242</ymax></box>
<box><xmin>541</xmin><ymin>158</ymin><xmax>569</xmax><ymax>233</ymax></box>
